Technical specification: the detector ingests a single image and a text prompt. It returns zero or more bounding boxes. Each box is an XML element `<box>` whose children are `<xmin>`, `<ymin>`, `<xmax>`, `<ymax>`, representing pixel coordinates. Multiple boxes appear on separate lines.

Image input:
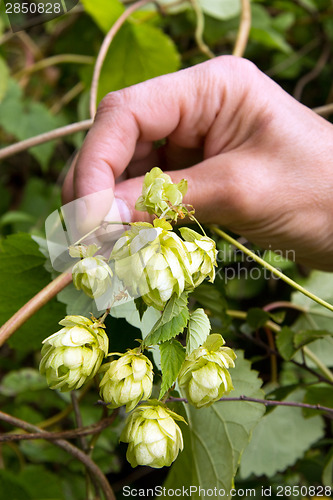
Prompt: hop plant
<box><xmin>39</xmin><ymin>315</ymin><xmax>108</xmax><ymax>392</ymax></box>
<box><xmin>120</xmin><ymin>401</ymin><xmax>186</xmax><ymax>468</ymax></box>
<box><xmin>70</xmin><ymin>244</ymin><xmax>113</xmax><ymax>299</ymax></box>
<box><xmin>135</xmin><ymin>167</ymin><xmax>188</xmax><ymax>221</ymax></box>
<box><xmin>178</xmin><ymin>334</ymin><xmax>236</xmax><ymax>408</ymax></box>
<box><xmin>99</xmin><ymin>349</ymin><xmax>154</xmax><ymax>412</ymax></box>
<box><xmin>179</xmin><ymin>227</ymin><xmax>217</xmax><ymax>287</ymax></box>
<box><xmin>111</xmin><ymin>218</ymin><xmax>193</xmax><ymax>310</ymax></box>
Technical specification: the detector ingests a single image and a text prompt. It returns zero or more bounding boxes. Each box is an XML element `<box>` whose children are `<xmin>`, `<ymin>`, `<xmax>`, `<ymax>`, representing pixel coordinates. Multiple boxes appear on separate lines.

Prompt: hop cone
<box><xmin>99</xmin><ymin>349</ymin><xmax>154</xmax><ymax>412</ymax></box>
<box><xmin>70</xmin><ymin>244</ymin><xmax>112</xmax><ymax>299</ymax></box>
<box><xmin>178</xmin><ymin>334</ymin><xmax>236</xmax><ymax>408</ymax></box>
<box><xmin>179</xmin><ymin>227</ymin><xmax>217</xmax><ymax>287</ymax></box>
<box><xmin>120</xmin><ymin>401</ymin><xmax>186</xmax><ymax>468</ymax></box>
<box><xmin>135</xmin><ymin>167</ymin><xmax>187</xmax><ymax>221</ymax></box>
<box><xmin>111</xmin><ymin>219</ymin><xmax>193</xmax><ymax>310</ymax></box>
<box><xmin>40</xmin><ymin>315</ymin><xmax>108</xmax><ymax>392</ymax></box>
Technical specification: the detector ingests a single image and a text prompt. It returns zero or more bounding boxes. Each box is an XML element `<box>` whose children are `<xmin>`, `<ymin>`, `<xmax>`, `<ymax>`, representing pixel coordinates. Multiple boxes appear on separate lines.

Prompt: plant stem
<box><xmin>226</xmin><ymin>308</ymin><xmax>333</xmax><ymax>382</ymax></box>
<box><xmin>0</xmin><ymin>271</ymin><xmax>72</xmax><ymax>346</ymax></box>
<box><xmin>167</xmin><ymin>395</ymin><xmax>333</xmax><ymax>416</ymax></box>
<box><xmin>226</xmin><ymin>309</ymin><xmax>280</xmax><ymax>333</ymax></box>
<box><xmin>189</xmin><ymin>0</ymin><xmax>214</xmax><ymax>59</ymax></box>
<box><xmin>90</xmin><ymin>0</ymin><xmax>154</xmax><ymax>118</ymax></box>
<box><xmin>13</xmin><ymin>54</ymin><xmax>94</xmax><ymax>79</ymax></box>
<box><xmin>1</xmin><ymin>416</ymin><xmax>116</xmax><ymax>443</ymax></box>
<box><xmin>303</xmin><ymin>346</ymin><xmax>333</xmax><ymax>383</ymax></box>
<box><xmin>0</xmin><ymin>120</ymin><xmax>92</xmax><ymax>161</ymax></box>
<box><xmin>0</xmin><ymin>411</ymin><xmax>116</xmax><ymax>500</ymax></box>
<box><xmin>211</xmin><ymin>226</ymin><xmax>333</xmax><ymax>313</ymax></box>
<box><xmin>233</xmin><ymin>0</ymin><xmax>251</xmax><ymax>57</ymax></box>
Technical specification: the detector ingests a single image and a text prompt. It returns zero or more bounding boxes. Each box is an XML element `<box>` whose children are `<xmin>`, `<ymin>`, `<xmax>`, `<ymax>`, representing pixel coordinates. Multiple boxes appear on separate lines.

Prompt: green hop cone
<box><xmin>120</xmin><ymin>401</ymin><xmax>186</xmax><ymax>468</ymax></box>
<box><xmin>40</xmin><ymin>315</ymin><xmax>109</xmax><ymax>392</ymax></box>
<box><xmin>179</xmin><ymin>227</ymin><xmax>217</xmax><ymax>287</ymax></box>
<box><xmin>111</xmin><ymin>219</ymin><xmax>193</xmax><ymax>310</ymax></box>
<box><xmin>178</xmin><ymin>334</ymin><xmax>236</xmax><ymax>408</ymax></box>
<box><xmin>99</xmin><ymin>349</ymin><xmax>154</xmax><ymax>412</ymax></box>
<box><xmin>135</xmin><ymin>167</ymin><xmax>188</xmax><ymax>221</ymax></box>
<box><xmin>70</xmin><ymin>244</ymin><xmax>112</xmax><ymax>299</ymax></box>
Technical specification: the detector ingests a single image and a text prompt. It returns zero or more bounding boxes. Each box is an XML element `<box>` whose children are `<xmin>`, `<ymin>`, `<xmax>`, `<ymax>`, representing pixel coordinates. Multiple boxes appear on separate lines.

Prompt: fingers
<box><xmin>114</xmin><ymin>151</ymin><xmax>266</xmax><ymax>227</ymax></box>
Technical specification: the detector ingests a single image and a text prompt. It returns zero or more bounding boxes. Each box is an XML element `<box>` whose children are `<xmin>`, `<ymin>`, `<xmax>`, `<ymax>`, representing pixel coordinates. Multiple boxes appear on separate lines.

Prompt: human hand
<box><xmin>62</xmin><ymin>56</ymin><xmax>333</xmax><ymax>270</ymax></box>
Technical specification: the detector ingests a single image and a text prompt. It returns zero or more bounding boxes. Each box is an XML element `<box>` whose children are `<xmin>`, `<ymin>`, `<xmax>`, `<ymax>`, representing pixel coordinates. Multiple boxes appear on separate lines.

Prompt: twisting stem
<box><xmin>233</xmin><ymin>0</ymin><xmax>251</xmax><ymax>57</ymax></box>
<box><xmin>312</xmin><ymin>102</ymin><xmax>333</xmax><ymax>117</ymax></box>
<box><xmin>1</xmin><ymin>416</ymin><xmax>116</xmax><ymax>443</ymax></box>
<box><xmin>189</xmin><ymin>0</ymin><xmax>214</xmax><ymax>59</ymax></box>
<box><xmin>50</xmin><ymin>82</ymin><xmax>85</xmax><ymax>114</ymax></box>
<box><xmin>263</xmin><ymin>301</ymin><xmax>307</xmax><ymax>314</ymax></box>
<box><xmin>0</xmin><ymin>120</ymin><xmax>93</xmax><ymax>161</ymax></box>
<box><xmin>13</xmin><ymin>54</ymin><xmax>94</xmax><ymax>79</ymax></box>
<box><xmin>211</xmin><ymin>226</ymin><xmax>333</xmax><ymax>313</ymax></box>
<box><xmin>264</xmin><ymin>327</ymin><xmax>278</xmax><ymax>384</ymax></box>
<box><xmin>0</xmin><ymin>271</ymin><xmax>72</xmax><ymax>347</ymax></box>
<box><xmin>167</xmin><ymin>396</ymin><xmax>333</xmax><ymax>416</ymax></box>
<box><xmin>303</xmin><ymin>346</ymin><xmax>333</xmax><ymax>383</ymax></box>
<box><xmin>0</xmin><ymin>411</ymin><xmax>116</xmax><ymax>500</ymax></box>
<box><xmin>89</xmin><ymin>0</ymin><xmax>154</xmax><ymax>118</ymax></box>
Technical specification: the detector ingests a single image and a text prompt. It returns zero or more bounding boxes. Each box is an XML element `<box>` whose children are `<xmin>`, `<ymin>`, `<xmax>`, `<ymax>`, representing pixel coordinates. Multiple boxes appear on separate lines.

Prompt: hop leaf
<box><xmin>135</xmin><ymin>167</ymin><xmax>188</xmax><ymax>221</ymax></box>
<box><xmin>178</xmin><ymin>334</ymin><xmax>236</xmax><ymax>408</ymax></box>
<box><xmin>111</xmin><ymin>219</ymin><xmax>193</xmax><ymax>310</ymax></box>
<box><xmin>99</xmin><ymin>349</ymin><xmax>154</xmax><ymax>412</ymax></box>
<box><xmin>39</xmin><ymin>315</ymin><xmax>108</xmax><ymax>392</ymax></box>
<box><xmin>120</xmin><ymin>400</ymin><xmax>186</xmax><ymax>468</ymax></box>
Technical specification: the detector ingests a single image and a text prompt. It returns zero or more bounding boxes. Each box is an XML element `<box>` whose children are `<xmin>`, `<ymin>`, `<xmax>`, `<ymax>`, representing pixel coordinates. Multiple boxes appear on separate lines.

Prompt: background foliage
<box><xmin>0</xmin><ymin>0</ymin><xmax>333</xmax><ymax>498</ymax></box>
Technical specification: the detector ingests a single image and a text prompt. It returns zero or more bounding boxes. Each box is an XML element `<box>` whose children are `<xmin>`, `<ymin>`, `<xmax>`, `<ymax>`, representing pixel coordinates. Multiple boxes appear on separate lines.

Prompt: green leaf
<box><xmin>276</xmin><ymin>326</ymin><xmax>295</xmax><ymax>360</ymax></box>
<box><xmin>294</xmin><ymin>329</ymin><xmax>332</xmax><ymax>349</ymax></box>
<box><xmin>0</xmin><ymin>56</ymin><xmax>9</xmax><ymax>102</ymax></box>
<box><xmin>303</xmin><ymin>383</ymin><xmax>333</xmax><ymax>417</ymax></box>
<box><xmin>247</xmin><ymin>307</ymin><xmax>270</xmax><ymax>329</ymax></box>
<box><xmin>159</xmin><ymin>339</ymin><xmax>186</xmax><ymax>398</ymax></box>
<box><xmin>0</xmin><ymin>368</ymin><xmax>47</xmax><ymax>396</ymax></box>
<box><xmin>192</xmin><ymin>283</ymin><xmax>229</xmax><ymax>320</ymax></box>
<box><xmin>186</xmin><ymin>308</ymin><xmax>211</xmax><ymax>354</ymax></box>
<box><xmin>250</xmin><ymin>4</ymin><xmax>292</xmax><ymax>53</ymax></box>
<box><xmin>134</xmin><ymin>296</ymin><xmax>148</xmax><ymax>321</ymax></box>
<box><xmin>97</xmin><ymin>22</ymin><xmax>180</xmax><ymax>102</ymax></box>
<box><xmin>250</xmin><ymin>27</ymin><xmax>293</xmax><ymax>53</ymax></box>
<box><xmin>144</xmin><ymin>293</ymin><xmax>189</xmax><ymax>347</ymax></box>
<box><xmin>165</xmin><ymin>351</ymin><xmax>265</xmax><ymax>499</ymax></box>
<box><xmin>240</xmin><ymin>389</ymin><xmax>324</xmax><ymax>478</ymax></box>
<box><xmin>19</xmin><ymin>466</ymin><xmax>65</xmax><ymax>499</ymax></box>
<box><xmin>291</xmin><ymin>271</ymin><xmax>333</xmax><ymax>368</ymax></box>
<box><xmin>0</xmin><ymin>80</ymin><xmax>66</xmax><ymax>171</ymax></box>
<box><xmin>0</xmin><ymin>210</ymin><xmax>35</xmax><ymax>228</ymax></box>
<box><xmin>0</xmin><ymin>470</ymin><xmax>31</xmax><ymax>499</ymax></box>
<box><xmin>0</xmin><ymin>233</ymin><xmax>66</xmax><ymax>355</ymax></box>
<box><xmin>199</xmin><ymin>0</ymin><xmax>241</xmax><ymax>20</ymax></box>
<box><xmin>323</xmin><ymin>447</ymin><xmax>333</xmax><ymax>487</ymax></box>
<box><xmin>81</xmin><ymin>0</ymin><xmax>124</xmax><ymax>33</ymax></box>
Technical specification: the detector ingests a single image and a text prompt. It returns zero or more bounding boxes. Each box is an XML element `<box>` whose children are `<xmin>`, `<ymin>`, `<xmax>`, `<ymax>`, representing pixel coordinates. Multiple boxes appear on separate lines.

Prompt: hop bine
<box><xmin>40</xmin><ymin>315</ymin><xmax>108</xmax><ymax>392</ymax></box>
